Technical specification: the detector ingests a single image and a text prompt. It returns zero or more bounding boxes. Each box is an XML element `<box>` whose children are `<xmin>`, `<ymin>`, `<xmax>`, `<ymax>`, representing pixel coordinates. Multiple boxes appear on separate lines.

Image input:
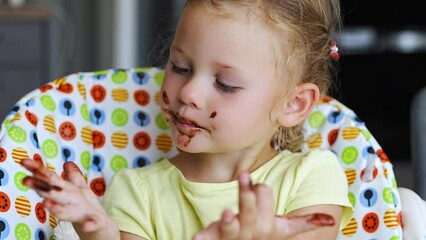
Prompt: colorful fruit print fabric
<box><xmin>0</xmin><ymin>68</ymin><xmax>178</xmax><ymax>240</ymax></box>
<box><xmin>302</xmin><ymin>96</ymin><xmax>403</xmax><ymax>239</ymax></box>
<box><xmin>0</xmin><ymin>68</ymin><xmax>402</xmax><ymax>239</ymax></box>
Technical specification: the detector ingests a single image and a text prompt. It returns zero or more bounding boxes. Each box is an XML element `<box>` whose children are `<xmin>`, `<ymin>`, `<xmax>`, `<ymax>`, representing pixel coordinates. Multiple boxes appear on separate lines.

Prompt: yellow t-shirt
<box><xmin>102</xmin><ymin>149</ymin><xmax>353</xmax><ymax>239</ymax></box>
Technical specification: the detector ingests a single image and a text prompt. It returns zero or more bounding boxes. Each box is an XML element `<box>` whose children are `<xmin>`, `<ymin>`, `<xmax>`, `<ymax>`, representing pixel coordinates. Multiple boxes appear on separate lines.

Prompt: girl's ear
<box><xmin>277</xmin><ymin>83</ymin><xmax>320</xmax><ymax>127</ymax></box>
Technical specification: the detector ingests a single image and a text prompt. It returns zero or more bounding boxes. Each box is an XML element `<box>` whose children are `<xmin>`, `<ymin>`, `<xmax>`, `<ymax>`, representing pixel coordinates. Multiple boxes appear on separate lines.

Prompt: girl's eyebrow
<box><xmin>170</xmin><ymin>45</ymin><xmax>192</xmax><ymax>61</ymax></box>
<box><xmin>213</xmin><ymin>62</ymin><xmax>232</xmax><ymax>69</ymax></box>
<box><xmin>213</xmin><ymin>62</ymin><xmax>243</xmax><ymax>73</ymax></box>
<box><xmin>170</xmin><ymin>45</ymin><xmax>186</xmax><ymax>55</ymax></box>
<box><xmin>171</xmin><ymin>45</ymin><xmax>240</xmax><ymax>72</ymax></box>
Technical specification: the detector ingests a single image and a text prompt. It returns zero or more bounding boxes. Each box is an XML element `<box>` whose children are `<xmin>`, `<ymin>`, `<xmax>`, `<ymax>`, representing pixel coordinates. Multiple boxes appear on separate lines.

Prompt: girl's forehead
<box><xmin>176</xmin><ymin>6</ymin><xmax>277</xmax><ymax>56</ymax></box>
<box><xmin>182</xmin><ymin>3</ymin><xmax>262</xmax><ymax>25</ymax></box>
<box><xmin>178</xmin><ymin>4</ymin><xmax>277</xmax><ymax>44</ymax></box>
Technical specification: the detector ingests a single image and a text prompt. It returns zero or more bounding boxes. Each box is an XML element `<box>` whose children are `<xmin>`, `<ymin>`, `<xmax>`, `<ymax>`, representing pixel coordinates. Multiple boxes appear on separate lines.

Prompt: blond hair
<box><xmin>185</xmin><ymin>0</ymin><xmax>341</xmax><ymax>151</ymax></box>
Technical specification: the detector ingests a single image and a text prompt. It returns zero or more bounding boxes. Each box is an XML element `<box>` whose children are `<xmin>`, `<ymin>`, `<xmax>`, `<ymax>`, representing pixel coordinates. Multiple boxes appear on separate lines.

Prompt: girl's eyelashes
<box><xmin>214</xmin><ymin>79</ymin><xmax>241</xmax><ymax>94</ymax></box>
<box><xmin>170</xmin><ymin>62</ymin><xmax>191</xmax><ymax>75</ymax></box>
<box><xmin>170</xmin><ymin>61</ymin><xmax>241</xmax><ymax>94</ymax></box>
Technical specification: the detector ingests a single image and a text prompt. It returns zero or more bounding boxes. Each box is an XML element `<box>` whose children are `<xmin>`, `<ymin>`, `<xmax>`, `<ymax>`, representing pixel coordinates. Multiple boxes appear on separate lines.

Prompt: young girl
<box><xmin>21</xmin><ymin>0</ymin><xmax>353</xmax><ymax>239</ymax></box>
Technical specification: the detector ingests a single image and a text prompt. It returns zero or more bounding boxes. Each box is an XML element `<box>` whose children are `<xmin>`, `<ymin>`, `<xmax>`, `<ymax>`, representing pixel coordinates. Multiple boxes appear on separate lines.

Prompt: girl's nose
<box><xmin>178</xmin><ymin>77</ymin><xmax>206</xmax><ymax>109</ymax></box>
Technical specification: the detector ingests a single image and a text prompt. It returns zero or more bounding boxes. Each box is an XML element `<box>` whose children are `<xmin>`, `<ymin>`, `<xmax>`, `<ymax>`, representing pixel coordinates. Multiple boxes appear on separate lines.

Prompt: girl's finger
<box><xmin>23</xmin><ymin>175</ymin><xmax>75</xmax><ymax>204</ymax></box>
<box><xmin>21</xmin><ymin>159</ymin><xmax>67</xmax><ymax>191</ymax></box>
<box><xmin>63</xmin><ymin>162</ymin><xmax>87</xmax><ymax>188</ymax></box>
<box><xmin>252</xmin><ymin>184</ymin><xmax>275</xmax><ymax>231</ymax></box>
<box><xmin>22</xmin><ymin>175</ymin><xmax>66</xmax><ymax>195</ymax></box>
<box><xmin>219</xmin><ymin>209</ymin><xmax>239</xmax><ymax>239</ymax></box>
<box><xmin>192</xmin><ymin>222</ymin><xmax>221</xmax><ymax>240</ymax></box>
<box><xmin>238</xmin><ymin>172</ymin><xmax>257</xmax><ymax>238</ymax></box>
<box><xmin>22</xmin><ymin>176</ymin><xmax>59</xmax><ymax>200</ymax></box>
<box><xmin>22</xmin><ymin>176</ymin><xmax>55</xmax><ymax>192</ymax></box>
<box><xmin>22</xmin><ymin>159</ymin><xmax>67</xmax><ymax>191</ymax></box>
<box><xmin>21</xmin><ymin>158</ymin><xmax>53</xmax><ymax>181</ymax></box>
<box><xmin>44</xmin><ymin>198</ymin><xmax>88</xmax><ymax>223</ymax></box>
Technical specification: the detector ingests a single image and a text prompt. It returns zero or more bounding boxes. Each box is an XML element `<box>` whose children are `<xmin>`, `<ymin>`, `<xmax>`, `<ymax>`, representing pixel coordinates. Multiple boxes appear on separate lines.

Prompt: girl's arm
<box><xmin>285</xmin><ymin>204</ymin><xmax>343</xmax><ymax>240</ymax></box>
<box><xmin>21</xmin><ymin>159</ymin><xmax>121</xmax><ymax>240</ymax></box>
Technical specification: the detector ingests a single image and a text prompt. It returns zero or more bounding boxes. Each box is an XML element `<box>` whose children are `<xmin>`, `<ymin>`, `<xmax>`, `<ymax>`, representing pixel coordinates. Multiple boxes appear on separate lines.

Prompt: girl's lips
<box><xmin>175</xmin><ymin>121</ymin><xmax>201</xmax><ymax>136</ymax></box>
<box><xmin>169</xmin><ymin>111</ymin><xmax>207</xmax><ymax>134</ymax></box>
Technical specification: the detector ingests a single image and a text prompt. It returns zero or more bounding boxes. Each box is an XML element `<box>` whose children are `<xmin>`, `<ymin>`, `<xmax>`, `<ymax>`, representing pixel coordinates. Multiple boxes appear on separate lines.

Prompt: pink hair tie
<box><xmin>330</xmin><ymin>40</ymin><xmax>340</xmax><ymax>61</ymax></box>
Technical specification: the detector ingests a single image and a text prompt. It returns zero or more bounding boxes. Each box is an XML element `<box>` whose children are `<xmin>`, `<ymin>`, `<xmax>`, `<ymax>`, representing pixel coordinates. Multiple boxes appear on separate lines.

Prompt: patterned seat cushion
<box><xmin>0</xmin><ymin>68</ymin><xmax>402</xmax><ymax>239</ymax></box>
<box><xmin>302</xmin><ymin>97</ymin><xmax>402</xmax><ymax>239</ymax></box>
<box><xmin>0</xmin><ymin>68</ymin><xmax>177</xmax><ymax>239</ymax></box>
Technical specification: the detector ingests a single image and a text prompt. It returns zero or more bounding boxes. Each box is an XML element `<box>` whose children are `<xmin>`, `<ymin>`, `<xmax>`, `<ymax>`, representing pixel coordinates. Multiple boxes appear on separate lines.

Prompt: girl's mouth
<box><xmin>169</xmin><ymin>111</ymin><xmax>206</xmax><ymax>135</ymax></box>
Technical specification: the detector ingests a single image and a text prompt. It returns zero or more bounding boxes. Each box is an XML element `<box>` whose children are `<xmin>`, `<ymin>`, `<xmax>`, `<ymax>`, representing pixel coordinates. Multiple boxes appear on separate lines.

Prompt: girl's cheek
<box><xmin>160</xmin><ymin>88</ymin><xmax>172</xmax><ymax>123</ymax></box>
<box><xmin>162</xmin><ymin>91</ymin><xmax>170</xmax><ymax>105</ymax></box>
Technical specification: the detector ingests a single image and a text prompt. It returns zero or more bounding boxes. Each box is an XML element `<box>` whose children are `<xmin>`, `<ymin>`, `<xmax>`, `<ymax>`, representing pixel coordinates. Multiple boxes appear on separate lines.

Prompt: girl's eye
<box><xmin>170</xmin><ymin>63</ymin><xmax>191</xmax><ymax>75</ymax></box>
<box><xmin>214</xmin><ymin>80</ymin><xmax>241</xmax><ymax>94</ymax></box>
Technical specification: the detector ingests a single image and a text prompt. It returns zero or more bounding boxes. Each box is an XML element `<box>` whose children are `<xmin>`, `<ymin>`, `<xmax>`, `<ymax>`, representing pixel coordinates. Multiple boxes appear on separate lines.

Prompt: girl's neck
<box><xmin>169</xmin><ymin>142</ymin><xmax>278</xmax><ymax>183</ymax></box>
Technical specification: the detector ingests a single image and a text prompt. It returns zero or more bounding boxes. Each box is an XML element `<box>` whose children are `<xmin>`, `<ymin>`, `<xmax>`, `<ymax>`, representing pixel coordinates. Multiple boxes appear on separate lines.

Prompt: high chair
<box><xmin>0</xmin><ymin>67</ymin><xmax>409</xmax><ymax>239</ymax></box>
<box><xmin>302</xmin><ymin>96</ymin><xmax>403</xmax><ymax>239</ymax></box>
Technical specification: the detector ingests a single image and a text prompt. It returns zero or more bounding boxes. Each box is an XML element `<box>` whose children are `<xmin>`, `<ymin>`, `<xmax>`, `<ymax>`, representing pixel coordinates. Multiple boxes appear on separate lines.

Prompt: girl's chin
<box><xmin>172</xmin><ymin>127</ymin><xmax>203</xmax><ymax>148</ymax></box>
<box><xmin>176</xmin><ymin>133</ymin><xmax>192</xmax><ymax>147</ymax></box>
<box><xmin>174</xmin><ymin>134</ymin><xmax>208</xmax><ymax>153</ymax></box>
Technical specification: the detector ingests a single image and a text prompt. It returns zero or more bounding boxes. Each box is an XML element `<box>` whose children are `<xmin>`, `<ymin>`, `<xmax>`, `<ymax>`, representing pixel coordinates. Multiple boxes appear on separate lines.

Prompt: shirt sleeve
<box><xmin>285</xmin><ymin>149</ymin><xmax>354</xmax><ymax>229</ymax></box>
<box><xmin>102</xmin><ymin>169</ymin><xmax>154</xmax><ymax>239</ymax></box>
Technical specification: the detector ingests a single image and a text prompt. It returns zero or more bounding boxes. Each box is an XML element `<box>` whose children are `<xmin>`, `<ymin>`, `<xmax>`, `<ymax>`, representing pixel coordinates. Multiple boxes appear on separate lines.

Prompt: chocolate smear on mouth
<box><xmin>177</xmin><ymin>116</ymin><xmax>199</xmax><ymax>147</ymax></box>
<box><xmin>209</xmin><ymin>111</ymin><xmax>217</xmax><ymax>119</ymax></box>
<box><xmin>170</xmin><ymin>111</ymin><xmax>205</xmax><ymax>147</ymax></box>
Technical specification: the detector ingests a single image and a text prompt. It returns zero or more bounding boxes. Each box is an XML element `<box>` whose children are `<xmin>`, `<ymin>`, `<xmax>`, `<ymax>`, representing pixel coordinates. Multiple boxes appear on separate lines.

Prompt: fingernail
<box><xmin>20</xmin><ymin>158</ymin><xmax>31</xmax><ymax>167</ymax></box>
<box><xmin>64</xmin><ymin>162</ymin><xmax>82</xmax><ymax>175</ymax></box>
<box><xmin>307</xmin><ymin>214</ymin><xmax>335</xmax><ymax>226</ymax></box>
<box><xmin>238</xmin><ymin>172</ymin><xmax>251</xmax><ymax>186</ymax></box>
<box><xmin>192</xmin><ymin>234</ymin><xmax>202</xmax><ymax>240</ymax></box>
<box><xmin>22</xmin><ymin>176</ymin><xmax>31</xmax><ymax>187</ymax></box>
<box><xmin>222</xmin><ymin>209</ymin><xmax>234</xmax><ymax>224</ymax></box>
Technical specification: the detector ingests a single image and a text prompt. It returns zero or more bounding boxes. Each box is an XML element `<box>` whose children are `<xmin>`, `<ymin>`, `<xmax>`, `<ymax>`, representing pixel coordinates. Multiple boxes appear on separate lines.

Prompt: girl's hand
<box><xmin>21</xmin><ymin>159</ymin><xmax>116</xmax><ymax>236</ymax></box>
<box><xmin>192</xmin><ymin>172</ymin><xmax>335</xmax><ymax>240</ymax></box>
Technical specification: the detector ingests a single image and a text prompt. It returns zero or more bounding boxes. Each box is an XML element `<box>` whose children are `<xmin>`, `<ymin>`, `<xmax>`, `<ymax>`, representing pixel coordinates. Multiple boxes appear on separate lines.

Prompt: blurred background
<box><xmin>0</xmin><ymin>0</ymin><xmax>425</xmax><ymax>191</ymax></box>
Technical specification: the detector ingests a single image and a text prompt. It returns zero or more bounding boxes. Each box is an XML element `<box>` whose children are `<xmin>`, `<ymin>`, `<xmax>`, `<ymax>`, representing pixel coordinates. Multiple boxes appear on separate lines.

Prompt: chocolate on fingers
<box><xmin>21</xmin><ymin>159</ymin><xmax>64</xmax><ymax>192</ymax></box>
<box><xmin>22</xmin><ymin>176</ymin><xmax>63</xmax><ymax>192</ymax></box>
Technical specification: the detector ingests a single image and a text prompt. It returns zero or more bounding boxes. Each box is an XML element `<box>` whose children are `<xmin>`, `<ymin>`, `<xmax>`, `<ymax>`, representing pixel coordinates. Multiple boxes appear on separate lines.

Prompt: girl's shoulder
<box><xmin>252</xmin><ymin>148</ymin><xmax>340</xmax><ymax>184</ymax></box>
<box><xmin>273</xmin><ymin>149</ymin><xmax>338</xmax><ymax>169</ymax></box>
<box><xmin>285</xmin><ymin>149</ymin><xmax>345</xmax><ymax>183</ymax></box>
<box><xmin>299</xmin><ymin>148</ymin><xmax>339</xmax><ymax>165</ymax></box>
